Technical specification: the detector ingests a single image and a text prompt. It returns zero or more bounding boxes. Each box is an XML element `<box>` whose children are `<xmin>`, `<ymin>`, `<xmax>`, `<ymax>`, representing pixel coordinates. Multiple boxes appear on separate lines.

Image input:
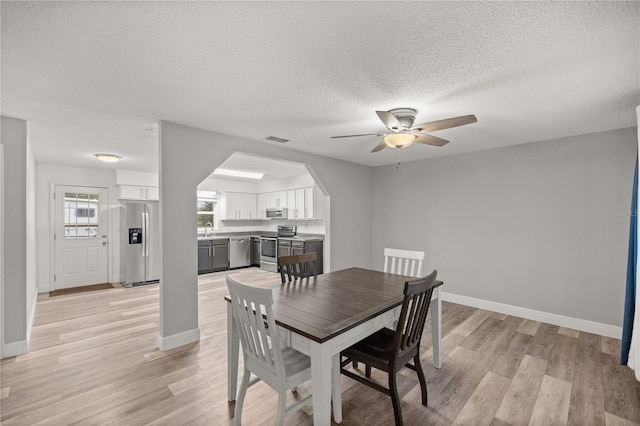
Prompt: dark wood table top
<box><xmin>225</xmin><ymin>267</ymin><xmax>443</xmax><ymax>344</ymax></box>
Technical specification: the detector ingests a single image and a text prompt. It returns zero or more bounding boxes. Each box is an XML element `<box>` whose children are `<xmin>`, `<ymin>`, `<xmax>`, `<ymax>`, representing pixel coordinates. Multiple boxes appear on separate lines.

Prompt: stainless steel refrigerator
<box><xmin>124</xmin><ymin>202</ymin><xmax>160</xmax><ymax>287</ymax></box>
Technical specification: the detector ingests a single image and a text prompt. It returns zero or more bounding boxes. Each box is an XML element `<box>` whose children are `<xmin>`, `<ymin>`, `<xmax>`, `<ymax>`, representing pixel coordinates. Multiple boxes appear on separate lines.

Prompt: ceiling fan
<box><xmin>331</xmin><ymin>108</ymin><xmax>477</xmax><ymax>153</ymax></box>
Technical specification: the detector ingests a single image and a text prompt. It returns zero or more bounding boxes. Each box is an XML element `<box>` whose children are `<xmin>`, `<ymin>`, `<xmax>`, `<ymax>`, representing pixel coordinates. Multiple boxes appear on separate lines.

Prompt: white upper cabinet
<box><xmin>221</xmin><ymin>192</ymin><xmax>257</xmax><ymax>220</ymax></box>
<box><xmin>257</xmin><ymin>193</ymin><xmax>270</xmax><ymax>219</ymax></box>
<box><xmin>118</xmin><ymin>185</ymin><xmax>159</xmax><ymax>201</ymax></box>
<box><xmin>280</xmin><ymin>187</ymin><xmax>315</xmax><ymax>219</ymax></box>
<box><xmin>304</xmin><ymin>187</ymin><xmax>314</xmax><ymax>219</ymax></box>
<box><xmin>219</xmin><ymin>187</ymin><xmax>317</xmax><ymax>220</ymax></box>
<box><xmin>270</xmin><ymin>191</ymin><xmax>287</xmax><ymax>208</ymax></box>
<box><xmin>286</xmin><ymin>190</ymin><xmax>297</xmax><ymax>216</ymax></box>
<box><xmin>288</xmin><ymin>188</ymin><xmax>304</xmax><ymax>219</ymax></box>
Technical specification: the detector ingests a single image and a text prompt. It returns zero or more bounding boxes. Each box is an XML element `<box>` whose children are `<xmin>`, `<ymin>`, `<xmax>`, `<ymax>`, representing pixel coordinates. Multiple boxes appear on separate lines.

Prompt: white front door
<box><xmin>54</xmin><ymin>185</ymin><xmax>109</xmax><ymax>289</ymax></box>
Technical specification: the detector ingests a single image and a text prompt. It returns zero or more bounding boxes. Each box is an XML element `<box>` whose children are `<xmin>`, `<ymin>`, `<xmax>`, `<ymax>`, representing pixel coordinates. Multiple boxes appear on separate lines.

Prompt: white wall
<box><xmin>116</xmin><ymin>169</ymin><xmax>159</xmax><ymax>187</ymax></box>
<box><xmin>198</xmin><ymin>177</ymin><xmax>259</xmax><ymax>193</ymax></box>
<box><xmin>157</xmin><ymin>121</ymin><xmax>372</xmax><ymax>349</ymax></box>
<box><xmin>257</xmin><ymin>174</ymin><xmax>315</xmax><ymax>192</ymax></box>
<box><xmin>1</xmin><ymin>116</ymin><xmax>28</xmax><ymax>357</ymax></box>
<box><xmin>0</xmin><ymin>144</ymin><xmax>5</xmax><ymax>358</ymax></box>
<box><xmin>36</xmin><ymin>164</ymin><xmax>122</xmax><ymax>291</ymax></box>
<box><xmin>372</xmin><ymin>127</ymin><xmax>637</xmax><ymax>331</ymax></box>
<box><xmin>26</xmin><ymin>128</ymin><xmax>38</xmax><ymax>340</ymax></box>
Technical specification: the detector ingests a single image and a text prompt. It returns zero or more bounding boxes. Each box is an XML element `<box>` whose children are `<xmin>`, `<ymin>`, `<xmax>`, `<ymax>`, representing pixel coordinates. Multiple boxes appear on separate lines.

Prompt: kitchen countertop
<box><xmin>197</xmin><ymin>232</ymin><xmax>323</xmax><ymax>241</ymax></box>
<box><xmin>277</xmin><ymin>235</ymin><xmax>324</xmax><ymax>242</ymax></box>
<box><xmin>197</xmin><ymin>236</ymin><xmax>231</xmax><ymax>241</ymax></box>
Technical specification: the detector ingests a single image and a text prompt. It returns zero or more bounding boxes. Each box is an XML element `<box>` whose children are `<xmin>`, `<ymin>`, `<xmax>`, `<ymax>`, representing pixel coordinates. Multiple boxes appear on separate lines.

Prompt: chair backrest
<box><xmin>384</xmin><ymin>248</ymin><xmax>424</xmax><ymax>278</ymax></box>
<box><xmin>393</xmin><ymin>270</ymin><xmax>438</xmax><ymax>361</ymax></box>
<box><xmin>226</xmin><ymin>275</ymin><xmax>285</xmax><ymax>382</ymax></box>
<box><xmin>278</xmin><ymin>252</ymin><xmax>317</xmax><ymax>283</ymax></box>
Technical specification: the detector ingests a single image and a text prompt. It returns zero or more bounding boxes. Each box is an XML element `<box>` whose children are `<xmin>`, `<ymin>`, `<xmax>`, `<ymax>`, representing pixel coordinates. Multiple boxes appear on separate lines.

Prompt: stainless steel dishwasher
<box><xmin>229</xmin><ymin>237</ymin><xmax>251</xmax><ymax>268</ymax></box>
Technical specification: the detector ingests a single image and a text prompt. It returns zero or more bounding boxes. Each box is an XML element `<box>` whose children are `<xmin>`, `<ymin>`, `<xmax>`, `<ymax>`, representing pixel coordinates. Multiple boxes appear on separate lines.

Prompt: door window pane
<box><xmin>64</xmin><ymin>192</ymin><xmax>99</xmax><ymax>239</ymax></box>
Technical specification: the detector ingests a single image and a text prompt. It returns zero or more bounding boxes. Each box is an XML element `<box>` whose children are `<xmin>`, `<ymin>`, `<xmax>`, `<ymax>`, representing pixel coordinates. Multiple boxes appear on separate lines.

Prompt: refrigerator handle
<box><xmin>142</xmin><ymin>211</ymin><xmax>149</xmax><ymax>257</ymax></box>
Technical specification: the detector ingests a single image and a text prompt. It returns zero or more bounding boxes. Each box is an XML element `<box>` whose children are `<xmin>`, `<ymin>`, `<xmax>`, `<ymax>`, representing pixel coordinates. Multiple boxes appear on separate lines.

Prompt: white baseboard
<box><xmin>2</xmin><ymin>339</ymin><xmax>28</xmax><ymax>358</ymax></box>
<box><xmin>156</xmin><ymin>328</ymin><xmax>200</xmax><ymax>351</ymax></box>
<box><xmin>38</xmin><ymin>284</ymin><xmax>51</xmax><ymax>293</ymax></box>
<box><xmin>442</xmin><ymin>292</ymin><xmax>622</xmax><ymax>339</ymax></box>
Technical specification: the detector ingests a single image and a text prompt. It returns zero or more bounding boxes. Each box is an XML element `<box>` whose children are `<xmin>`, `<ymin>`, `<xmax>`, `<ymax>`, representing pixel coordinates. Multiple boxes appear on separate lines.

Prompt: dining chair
<box><xmin>349</xmin><ymin>247</ymin><xmax>427</xmax><ymax>369</ymax></box>
<box><xmin>383</xmin><ymin>247</ymin><xmax>442</xmax><ymax>371</ymax></box>
<box><xmin>383</xmin><ymin>248</ymin><xmax>424</xmax><ymax>277</ymax></box>
<box><xmin>226</xmin><ymin>275</ymin><xmax>313</xmax><ymax>426</ymax></box>
<box><xmin>278</xmin><ymin>252</ymin><xmax>317</xmax><ymax>283</ymax></box>
<box><xmin>340</xmin><ymin>270</ymin><xmax>438</xmax><ymax>426</ymax></box>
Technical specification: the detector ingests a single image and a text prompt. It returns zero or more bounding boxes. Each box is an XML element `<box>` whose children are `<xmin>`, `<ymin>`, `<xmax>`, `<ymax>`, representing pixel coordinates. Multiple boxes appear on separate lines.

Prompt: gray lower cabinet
<box><xmin>198</xmin><ymin>240</ymin><xmax>212</xmax><ymax>274</ymax></box>
<box><xmin>251</xmin><ymin>237</ymin><xmax>260</xmax><ymax>266</ymax></box>
<box><xmin>300</xmin><ymin>240</ymin><xmax>323</xmax><ymax>274</ymax></box>
<box><xmin>198</xmin><ymin>238</ymin><xmax>229</xmax><ymax>274</ymax></box>
<box><xmin>279</xmin><ymin>239</ymin><xmax>323</xmax><ymax>274</ymax></box>
<box><xmin>212</xmin><ymin>239</ymin><xmax>230</xmax><ymax>271</ymax></box>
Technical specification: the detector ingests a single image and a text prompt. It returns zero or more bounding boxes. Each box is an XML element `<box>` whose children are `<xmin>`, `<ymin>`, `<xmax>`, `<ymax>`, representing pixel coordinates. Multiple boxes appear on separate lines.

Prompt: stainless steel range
<box><xmin>260</xmin><ymin>225</ymin><xmax>297</xmax><ymax>272</ymax></box>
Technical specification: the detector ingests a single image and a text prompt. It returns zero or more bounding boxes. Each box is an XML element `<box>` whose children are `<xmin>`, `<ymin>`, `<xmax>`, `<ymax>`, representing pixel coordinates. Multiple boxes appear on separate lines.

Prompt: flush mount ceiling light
<box><xmin>384</xmin><ymin>132</ymin><xmax>416</xmax><ymax>149</ymax></box>
<box><xmin>213</xmin><ymin>168</ymin><xmax>264</xmax><ymax>180</ymax></box>
<box><xmin>94</xmin><ymin>153</ymin><xmax>122</xmax><ymax>163</ymax></box>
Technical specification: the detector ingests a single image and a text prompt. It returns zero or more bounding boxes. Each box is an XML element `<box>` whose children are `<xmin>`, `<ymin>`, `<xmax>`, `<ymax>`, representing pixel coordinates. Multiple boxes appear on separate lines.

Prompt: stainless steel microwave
<box><xmin>266</xmin><ymin>207</ymin><xmax>288</xmax><ymax>219</ymax></box>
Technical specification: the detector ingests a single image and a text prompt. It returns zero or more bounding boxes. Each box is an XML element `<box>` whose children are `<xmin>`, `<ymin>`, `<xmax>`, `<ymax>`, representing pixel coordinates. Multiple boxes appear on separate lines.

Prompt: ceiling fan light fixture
<box><xmin>384</xmin><ymin>132</ymin><xmax>416</xmax><ymax>149</ymax></box>
<box><xmin>94</xmin><ymin>153</ymin><xmax>122</xmax><ymax>163</ymax></box>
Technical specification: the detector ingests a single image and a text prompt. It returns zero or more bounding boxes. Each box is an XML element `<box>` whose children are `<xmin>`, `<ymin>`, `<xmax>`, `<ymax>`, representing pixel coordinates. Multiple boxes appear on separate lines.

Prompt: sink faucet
<box><xmin>204</xmin><ymin>222</ymin><xmax>212</xmax><ymax>238</ymax></box>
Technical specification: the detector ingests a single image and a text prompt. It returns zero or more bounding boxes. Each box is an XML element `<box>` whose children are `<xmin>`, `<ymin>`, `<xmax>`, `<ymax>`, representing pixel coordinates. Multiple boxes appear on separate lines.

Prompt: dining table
<box><xmin>225</xmin><ymin>267</ymin><xmax>443</xmax><ymax>426</ymax></box>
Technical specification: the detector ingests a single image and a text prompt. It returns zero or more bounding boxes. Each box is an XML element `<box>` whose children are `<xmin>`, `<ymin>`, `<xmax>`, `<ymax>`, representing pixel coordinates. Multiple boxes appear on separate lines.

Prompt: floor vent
<box><xmin>265</xmin><ymin>136</ymin><xmax>289</xmax><ymax>143</ymax></box>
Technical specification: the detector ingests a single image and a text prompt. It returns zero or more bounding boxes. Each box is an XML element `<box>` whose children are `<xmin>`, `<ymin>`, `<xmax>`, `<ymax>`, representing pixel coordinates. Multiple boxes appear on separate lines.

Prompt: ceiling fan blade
<box><xmin>376</xmin><ymin>111</ymin><xmax>402</xmax><ymax>131</ymax></box>
<box><xmin>411</xmin><ymin>114</ymin><xmax>477</xmax><ymax>132</ymax></box>
<box><xmin>331</xmin><ymin>133</ymin><xmax>384</xmax><ymax>139</ymax></box>
<box><xmin>414</xmin><ymin>134</ymin><xmax>450</xmax><ymax>147</ymax></box>
<box><xmin>371</xmin><ymin>140</ymin><xmax>387</xmax><ymax>153</ymax></box>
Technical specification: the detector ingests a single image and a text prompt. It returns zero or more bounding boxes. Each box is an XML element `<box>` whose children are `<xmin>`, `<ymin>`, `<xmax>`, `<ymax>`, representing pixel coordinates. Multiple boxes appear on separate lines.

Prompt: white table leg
<box><xmin>430</xmin><ymin>287</ymin><xmax>442</xmax><ymax>369</ymax></box>
<box><xmin>310</xmin><ymin>341</ymin><xmax>333</xmax><ymax>426</ymax></box>
<box><xmin>227</xmin><ymin>303</ymin><xmax>240</xmax><ymax>401</ymax></box>
<box><xmin>332</xmin><ymin>354</ymin><xmax>342</xmax><ymax>424</ymax></box>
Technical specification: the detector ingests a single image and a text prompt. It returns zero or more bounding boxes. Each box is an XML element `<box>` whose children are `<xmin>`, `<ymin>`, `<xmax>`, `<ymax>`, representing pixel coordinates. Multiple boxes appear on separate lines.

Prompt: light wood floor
<box><xmin>2</xmin><ymin>267</ymin><xmax>639</xmax><ymax>425</ymax></box>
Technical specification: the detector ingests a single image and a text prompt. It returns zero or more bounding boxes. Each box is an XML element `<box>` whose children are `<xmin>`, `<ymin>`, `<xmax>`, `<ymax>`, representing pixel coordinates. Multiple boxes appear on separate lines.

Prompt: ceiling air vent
<box><xmin>265</xmin><ymin>136</ymin><xmax>289</xmax><ymax>143</ymax></box>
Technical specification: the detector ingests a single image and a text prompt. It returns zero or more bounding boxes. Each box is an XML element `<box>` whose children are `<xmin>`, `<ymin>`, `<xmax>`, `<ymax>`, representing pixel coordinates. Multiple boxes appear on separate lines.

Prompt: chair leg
<box><xmin>275</xmin><ymin>389</ymin><xmax>287</xmax><ymax>426</ymax></box>
<box><xmin>353</xmin><ymin>360</ymin><xmax>358</xmax><ymax>369</ymax></box>
<box><xmin>413</xmin><ymin>355</ymin><xmax>428</xmax><ymax>406</ymax></box>
<box><xmin>365</xmin><ymin>364</ymin><xmax>372</xmax><ymax>378</ymax></box>
<box><xmin>235</xmin><ymin>368</ymin><xmax>251</xmax><ymax>426</ymax></box>
<box><xmin>389</xmin><ymin>370</ymin><xmax>403</xmax><ymax>426</ymax></box>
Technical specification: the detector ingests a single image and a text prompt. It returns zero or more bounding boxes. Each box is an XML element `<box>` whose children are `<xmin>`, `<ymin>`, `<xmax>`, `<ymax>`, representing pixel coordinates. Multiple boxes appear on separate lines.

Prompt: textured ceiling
<box><xmin>2</xmin><ymin>1</ymin><xmax>639</xmax><ymax>173</ymax></box>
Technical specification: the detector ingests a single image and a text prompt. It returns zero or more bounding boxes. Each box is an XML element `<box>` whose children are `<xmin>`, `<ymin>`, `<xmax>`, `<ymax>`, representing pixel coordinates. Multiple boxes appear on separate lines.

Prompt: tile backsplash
<box><xmin>215</xmin><ymin>219</ymin><xmax>325</xmax><ymax>235</ymax></box>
